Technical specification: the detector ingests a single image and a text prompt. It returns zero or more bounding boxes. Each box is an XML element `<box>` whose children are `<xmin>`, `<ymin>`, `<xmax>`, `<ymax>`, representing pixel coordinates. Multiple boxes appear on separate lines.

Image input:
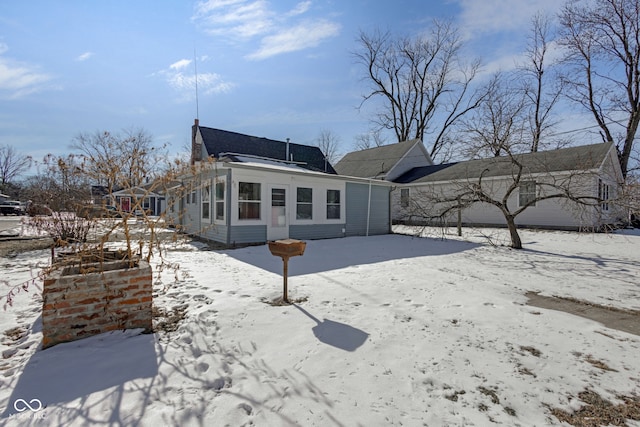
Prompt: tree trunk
<box><xmin>505</xmin><ymin>216</ymin><xmax>522</xmax><ymax>249</ymax></box>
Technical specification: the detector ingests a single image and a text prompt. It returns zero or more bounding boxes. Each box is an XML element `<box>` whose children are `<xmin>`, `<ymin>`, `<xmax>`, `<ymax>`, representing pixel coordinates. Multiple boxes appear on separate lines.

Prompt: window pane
<box><xmin>327</xmin><ymin>204</ymin><xmax>340</xmax><ymax>219</ymax></box>
<box><xmin>239</xmin><ymin>182</ymin><xmax>260</xmax><ymax>201</ymax></box>
<box><xmin>272</xmin><ymin>188</ymin><xmax>286</xmax><ymax>207</ymax></box>
<box><xmin>297</xmin><ymin>204</ymin><xmax>312</xmax><ymax>220</ymax></box>
<box><xmin>216</xmin><ymin>202</ymin><xmax>224</xmax><ymax>220</ymax></box>
<box><xmin>215</xmin><ymin>182</ymin><xmax>224</xmax><ymax>200</ymax></box>
<box><xmin>297</xmin><ymin>187</ymin><xmax>312</xmax><ymax>203</ymax></box>
<box><xmin>327</xmin><ymin>189</ymin><xmax>340</xmax><ymax>204</ymax></box>
<box><xmin>239</xmin><ymin>202</ymin><xmax>260</xmax><ymax>219</ymax></box>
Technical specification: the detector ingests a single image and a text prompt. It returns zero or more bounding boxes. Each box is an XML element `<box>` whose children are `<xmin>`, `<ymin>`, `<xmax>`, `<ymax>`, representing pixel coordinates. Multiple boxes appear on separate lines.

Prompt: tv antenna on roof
<box><xmin>194</xmin><ymin>47</ymin><xmax>199</xmax><ymax>120</ymax></box>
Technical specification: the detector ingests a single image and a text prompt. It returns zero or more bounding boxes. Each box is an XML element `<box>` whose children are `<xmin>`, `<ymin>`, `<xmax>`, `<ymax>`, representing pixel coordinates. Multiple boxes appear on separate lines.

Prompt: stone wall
<box><xmin>42</xmin><ymin>260</ymin><xmax>152</xmax><ymax>349</ymax></box>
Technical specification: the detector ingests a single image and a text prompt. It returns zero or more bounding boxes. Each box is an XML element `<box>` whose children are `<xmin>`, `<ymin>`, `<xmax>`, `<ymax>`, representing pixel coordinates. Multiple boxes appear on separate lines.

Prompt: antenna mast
<box><xmin>194</xmin><ymin>47</ymin><xmax>199</xmax><ymax>120</ymax></box>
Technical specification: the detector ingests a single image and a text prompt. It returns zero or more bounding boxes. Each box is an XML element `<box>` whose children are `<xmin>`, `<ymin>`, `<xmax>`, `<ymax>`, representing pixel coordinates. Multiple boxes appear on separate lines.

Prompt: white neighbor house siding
<box><xmin>392</xmin><ymin>156</ymin><xmax>625</xmax><ymax>230</ymax></box>
<box><xmin>386</xmin><ymin>142</ymin><xmax>432</xmax><ymax>181</ymax></box>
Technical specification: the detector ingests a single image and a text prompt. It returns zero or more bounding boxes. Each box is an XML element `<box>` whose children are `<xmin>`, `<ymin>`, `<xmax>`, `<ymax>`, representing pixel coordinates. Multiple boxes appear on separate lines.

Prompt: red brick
<box><xmin>58</xmin><ymin>306</ymin><xmax>86</xmax><ymax>316</ymax></box>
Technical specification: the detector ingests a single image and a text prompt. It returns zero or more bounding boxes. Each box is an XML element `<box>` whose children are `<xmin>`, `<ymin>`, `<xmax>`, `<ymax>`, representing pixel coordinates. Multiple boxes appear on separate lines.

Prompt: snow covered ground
<box><xmin>0</xmin><ymin>225</ymin><xmax>639</xmax><ymax>426</ymax></box>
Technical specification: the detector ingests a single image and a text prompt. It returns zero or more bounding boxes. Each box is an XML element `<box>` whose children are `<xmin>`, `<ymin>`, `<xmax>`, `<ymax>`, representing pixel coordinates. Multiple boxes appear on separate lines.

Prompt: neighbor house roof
<box><xmin>334</xmin><ymin>139</ymin><xmax>427</xmax><ymax>178</ymax></box>
<box><xmin>394</xmin><ymin>142</ymin><xmax>616</xmax><ymax>184</ymax></box>
<box><xmin>197</xmin><ymin>126</ymin><xmax>336</xmax><ymax>174</ymax></box>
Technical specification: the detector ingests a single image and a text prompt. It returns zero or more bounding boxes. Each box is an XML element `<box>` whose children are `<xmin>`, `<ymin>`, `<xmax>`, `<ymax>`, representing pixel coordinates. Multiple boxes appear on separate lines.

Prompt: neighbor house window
<box><xmin>191</xmin><ymin>191</ymin><xmax>197</xmax><ymax>204</ymax></box>
<box><xmin>239</xmin><ymin>182</ymin><xmax>261</xmax><ymax>220</ymax></box>
<box><xmin>202</xmin><ymin>182</ymin><xmax>210</xmax><ymax>220</ymax></box>
<box><xmin>598</xmin><ymin>179</ymin><xmax>610</xmax><ymax>211</ymax></box>
<box><xmin>327</xmin><ymin>189</ymin><xmax>340</xmax><ymax>219</ymax></box>
<box><xmin>400</xmin><ymin>188</ymin><xmax>410</xmax><ymax>208</ymax></box>
<box><xmin>519</xmin><ymin>181</ymin><xmax>536</xmax><ymax>207</ymax></box>
<box><xmin>296</xmin><ymin>187</ymin><xmax>313</xmax><ymax>220</ymax></box>
<box><xmin>215</xmin><ymin>180</ymin><xmax>225</xmax><ymax>221</ymax></box>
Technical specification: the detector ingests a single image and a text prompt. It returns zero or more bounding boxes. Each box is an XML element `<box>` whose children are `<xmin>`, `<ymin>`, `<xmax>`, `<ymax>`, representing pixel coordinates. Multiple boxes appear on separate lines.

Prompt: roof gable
<box><xmin>334</xmin><ymin>139</ymin><xmax>431</xmax><ymax>178</ymax></box>
<box><xmin>395</xmin><ymin>142</ymin><xmax>616</xmax><ymax>184</ymax></box>
<box><xmin>197</xmin><ymin>126</ymin><xmax>336</xmax><ymax>174</ymax></box>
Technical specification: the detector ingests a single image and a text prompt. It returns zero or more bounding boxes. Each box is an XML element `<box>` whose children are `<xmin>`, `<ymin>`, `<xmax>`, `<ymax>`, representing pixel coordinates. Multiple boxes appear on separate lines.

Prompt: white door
<box><xmin>267</xmin><ymin>185</ymin><xmax>289</xmax><ymax>241</ymax></box>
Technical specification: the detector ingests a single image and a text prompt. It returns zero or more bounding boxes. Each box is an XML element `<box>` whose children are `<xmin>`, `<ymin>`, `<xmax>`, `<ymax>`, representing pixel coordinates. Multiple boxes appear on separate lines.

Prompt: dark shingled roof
<box><xmin>198</xmin><ymin>126</ymin><xmax>336</xmax><ymax>174</ymax></box>
<box><xmin>393</xmin><ymin>163</ymin><xmax>458</xmax><ymax>183</ymax></box>
<box><xmin>393</xmin><ymin>142</ymin><xmax>615</xmax><ymax>184</ymax></box>
<box><xmin>334</xmin><ymin>139</ymin><xmax>423</xmax><ymax>178</ymax></box>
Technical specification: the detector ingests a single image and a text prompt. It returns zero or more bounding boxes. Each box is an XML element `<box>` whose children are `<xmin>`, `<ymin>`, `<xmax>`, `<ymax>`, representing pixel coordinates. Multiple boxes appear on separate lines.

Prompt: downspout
<box><xmin>389</xmin><ymin>186</ymin><xmax>395</xmax><ymax>234</ymax></box>
<box><xmin>225</xmin><ymin>168</ymin><xmax>232</xmax><ymax>246</ymax></box>
<box><xmin>366</xmin><ymin>179</ymin><xmax>372</xmax><ymax>237</ymax></box>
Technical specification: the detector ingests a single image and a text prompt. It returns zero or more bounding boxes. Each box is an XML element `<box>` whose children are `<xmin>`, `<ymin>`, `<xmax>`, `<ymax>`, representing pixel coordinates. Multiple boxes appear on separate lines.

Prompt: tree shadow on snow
<box><xmin>293</xmin><ymin>304</ymin><xmax>369</xmax><ymax>352</ymax></box>
<box><xmin>225</xmin><ymin>234</ymin><xmax>479</xmax><ymax>277</ymax></box>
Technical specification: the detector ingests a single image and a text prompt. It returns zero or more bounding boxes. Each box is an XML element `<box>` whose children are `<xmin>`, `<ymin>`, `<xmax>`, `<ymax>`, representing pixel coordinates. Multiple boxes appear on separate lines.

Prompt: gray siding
<box><xmin>201</xmin><ymin>224</ymin><xmax>229</xmax><ymax>244</ymax></box>
<box><xmin>345</xmin><ymin>182</ymin><xmax>390</xmax><ymax>236</ymax></box>
<box><xmin>229</xmin><ymin>225</ymin><xmax>267</xmax><ymax>245</ymax></box>
<box><xmin>289</xmin><ymin>224</ymin><xmax>346</xmax><ymax>240</ymax></box>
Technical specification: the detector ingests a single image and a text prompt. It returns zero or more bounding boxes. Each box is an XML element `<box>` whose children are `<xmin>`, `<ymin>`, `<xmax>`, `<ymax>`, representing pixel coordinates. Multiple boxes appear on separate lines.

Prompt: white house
<box><xmin>165</xmin><ymin>122</ymin><xmax>392</xmax><ymax>246</ymax></box>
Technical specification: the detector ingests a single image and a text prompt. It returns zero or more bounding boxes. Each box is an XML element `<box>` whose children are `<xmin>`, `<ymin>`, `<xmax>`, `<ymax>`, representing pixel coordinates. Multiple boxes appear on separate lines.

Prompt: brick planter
<box><xmin>42</xmin><ymin>259</ymin><xmax>152</xmax><ymax>349</ymax></box>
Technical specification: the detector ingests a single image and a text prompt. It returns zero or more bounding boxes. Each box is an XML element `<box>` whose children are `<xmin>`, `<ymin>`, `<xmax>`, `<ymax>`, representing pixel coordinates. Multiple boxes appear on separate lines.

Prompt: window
<box><xmin>519</xmin><ymin>181</ymin><xmax>536</xmax><ymax>207</ymax></box>
<box><xmin>296</xmin><ymin>187</ymin><xmax>313</xmax><ymax>220</ymax></box>
<box><xmin>326</xmin><ymin>189</ymin><xmax>340</xmax><ymax>219</ymax></box>
<box><xmin>191</xmin><ymin>191</ymin><xmax>197</xmax><ymax>204</ymax></box>
<box><xmin>599</xmin><ymin>179</ymin><xmax>610</xmax><ymax>211</ymax></box>
<box><xmin>400</xmin><ymin>188</ymin><xmax>410</xmax><ymax>208</ymax></box>
<box><xmin>239</xmin><ymin>182</ymin><xmax>261</xmax><ymax>220</ymax></box>
<box><xmin>215</xmin><ymin>180</ymin><xmax>225</xmax><ymax>221</ymax></box>
<box><xmin>202</xmin><ymin>182</ymin><xmax>210</xmax><ymax>220</ymax></box>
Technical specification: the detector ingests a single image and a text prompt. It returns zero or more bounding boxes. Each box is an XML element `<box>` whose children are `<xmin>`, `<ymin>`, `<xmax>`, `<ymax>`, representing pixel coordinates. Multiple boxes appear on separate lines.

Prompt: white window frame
<box><xmin>238</xmin><ymin>182</ymin><xmax>261</xmax><ymax>220</ymax></box>
<box><xmin>326</xmin><ymin>189</ymin><xmax>341</xmax><ymax>220</ymax></box>
<box><xmin>598</xmin><ymin>179</ymin><xmax>610</xmax><ymax>211</ymax></box>
<box><xmin>214</xmin><ymin>178</ymin><xmax>226</xmax><ymax>222</ymax></box>
<box><xmin>201</xmin><ymin>180</ymin><xmax>211</xmax><ymax>221</ymax></box>
<box><xmin>296</xmin><ymin>187</ymin><xmax>313</xmax><ymax>220</ymax></box>
<box><xmin>400</xmin><ymin>188</ymin><xmax>410</xmax><ymax>208</ymax></box>
<box><xmin>519</xmin><ymin>181</ymin><xmax>537</xmax><ymax>207</ymax></box>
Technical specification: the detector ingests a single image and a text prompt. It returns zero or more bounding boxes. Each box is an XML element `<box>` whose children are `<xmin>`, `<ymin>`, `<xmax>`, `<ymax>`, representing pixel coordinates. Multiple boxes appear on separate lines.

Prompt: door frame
<box><xmin>267</xmin><ymin>184</ymin><xmax>289</xmax><ymax>241</ymax></box>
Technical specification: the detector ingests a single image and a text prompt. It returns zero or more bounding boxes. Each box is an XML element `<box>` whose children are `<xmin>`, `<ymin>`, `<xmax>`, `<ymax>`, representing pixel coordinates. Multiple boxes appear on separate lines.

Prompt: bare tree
<box><xmin>559</xmin><ymin>0</ymin><xmax>640</xmax><ymax>177</ymax></box>
<box><xmin>71</xmin><ymin>127</ymin><xmax>157</xmax><ymax>191</ymax></box>
<box><xmin>315</xmin><ymin>129</ymin><xmax>341</xmax><ymax>168</ymax></box>
<box><xmin>401</xmin><ymin>147</ymin><xmax>616</xmax><ymax>249</ymax></box>
<box><xmin>21</xmin><ymin>154</ymin><xmax>91</xmax><ymax>211</ymax></box>
<box><xmin>519</xmin><ymin>13</ymin><xmax>564</xmax><ymax>152</ymax></box>
<box><xmin>353</xmin><ymin>22</ymin><xmax>485</xmax><ymax>161</ymax></box>
<box><xmin>353</xmin><ymin>130</ymin><xmax>388</xmax><ymax>151</ymax></box>
<box><xmin>0</xmin><ymin>145</ymin><xmax>32</xmax><ymax>191</ymax></box>
<box><xmin>461</xmin><ymin>73</ymin><xmax>528</xmax><ymax>158</ymax></box>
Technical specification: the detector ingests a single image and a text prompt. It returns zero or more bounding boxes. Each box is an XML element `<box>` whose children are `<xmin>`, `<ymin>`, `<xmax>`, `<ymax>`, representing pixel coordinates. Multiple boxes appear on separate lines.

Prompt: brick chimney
<box><xmin>191</xmin><ymin>118</ymin><xmax>201</xmax><ymax>165</ymax></box>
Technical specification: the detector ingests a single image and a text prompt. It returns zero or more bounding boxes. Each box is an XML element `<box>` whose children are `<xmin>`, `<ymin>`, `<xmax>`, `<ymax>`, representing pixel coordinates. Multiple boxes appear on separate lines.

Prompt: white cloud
<box><xmin>456</xmin><ymin>0</ymin><xmax>562</xmax><ymax>37</ymax></box>
<box><xmin>170</xmin><ymin>59</ymin><xmax>192</xmax><ymax>70</ymax></box>
<box><xmin>0</xmin><ymin>46</ymin><xmax>53</xmax><ymax>99</ymax></box>
<box><xmin>76</xmin><ymin>52</ymin><xmax>94</xmax><ymax>62</ymax></box>
<box><xmin>158</xmin><ymin>61</ymin><xmax>233</xmax><ymax>103</ymax></box>
<box><xmin>246</xmin><ymin>19</ymin><xmax>341</xmax><ymax>60</ymax></box>
<box><xmin>287</xmin><ymin>1</ymin><xmax>312</xmax><ymax>17</ymax></box>
<box><xmin>195</xmin><ymin>0</ymin><xmax>274</xmax><ymax>38</ymax></box>
<box><xmin>193</xmin><ymin>0</ymin><xmax>340</xmax><ymax>60</ymax></box>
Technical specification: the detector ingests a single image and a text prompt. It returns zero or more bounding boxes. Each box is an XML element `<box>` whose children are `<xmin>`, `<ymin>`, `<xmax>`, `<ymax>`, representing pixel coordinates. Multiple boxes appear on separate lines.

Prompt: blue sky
<box><xmin>0</xmin><ymin>0</ymin><xmax>567</xmax><ymax>170</ymax></box>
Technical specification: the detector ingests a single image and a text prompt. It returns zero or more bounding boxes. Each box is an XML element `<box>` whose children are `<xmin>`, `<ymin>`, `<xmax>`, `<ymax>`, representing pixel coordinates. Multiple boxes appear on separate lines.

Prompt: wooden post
<box><xmin>282</xmin><ymin>256</ymin><xmax>289</xmax><ymax>303</ymax></box>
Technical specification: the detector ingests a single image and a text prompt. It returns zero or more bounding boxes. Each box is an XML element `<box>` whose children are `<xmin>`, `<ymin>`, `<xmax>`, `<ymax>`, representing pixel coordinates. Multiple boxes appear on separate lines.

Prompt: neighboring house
<box><xmin>110</xmin><ymin>184</ymin><xmax>166</xmax><ymax>216</ymax></box>
<box><xmin>338</xmin><ymin>140</ymin><xmax>626</xmax><ymax>230</ymax></box>
<box><xmin>0</xmin><ymin>193</ymin><xmax>9</xmax><ymax>203</ymax></box>
<box><xmin>334</xmin><ymin>139</ymin><xmax>433</xmax><ymax>180</ymax></box>
<box><xmin>396</xmin><ymin>142</ymin><xmax>626</xmax><ymax>230</ymax></box>
<box><xmin>166</xmin><ymin>121</ymin><xmax>392</xmax><ymax>245</ymax></box>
